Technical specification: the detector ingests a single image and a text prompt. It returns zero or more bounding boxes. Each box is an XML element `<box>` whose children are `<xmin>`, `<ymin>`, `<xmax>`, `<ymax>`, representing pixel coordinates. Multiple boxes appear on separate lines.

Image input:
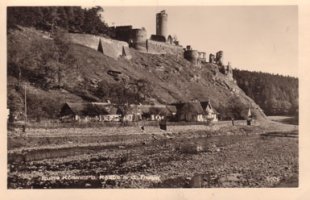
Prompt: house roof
<box><xmin>148</xmin><ymin>106</ymin><xmax>171</xmax><ymax>116</ymax></box>
<box><xmin>104</xmin><ymin>106</ymin><xmax>120</xmax><ymax>115</ymax></box>
<box><xmin>166</xmin><ymin>105</ymin><xmax>177</xmax><ymax>113</ymax></box>
<box><xmin>200</xmin><ymin>101</ymin><xmax>210</xmax><ymax>110</ymax></box>
<box><xmin>123</xmin><ymin>104</ymin><xmax>141</xmax><ymax>115</ymax></box>
<box><xmin>124</xmin><ymin>104</ymin><xmax>175</xmax><ymax>116</ymax></box>
<box><xmin>139</xmin><ymin>105</ymin><xmax>172</xmax><ymax>116</ymax></box>
<box><xmin>62</xmin><ymin>102</ymin><xmax>118</xmax><ymax>116</ymax></box>
<box><xmin>200</xmin><ymin>101</ymin><xmax>219</xmax><ymax>114</ymax></box>
<box><xmin>177</xmin><ymin>102</ymin><xmax>204</xmax><ymax>115</ymax></box>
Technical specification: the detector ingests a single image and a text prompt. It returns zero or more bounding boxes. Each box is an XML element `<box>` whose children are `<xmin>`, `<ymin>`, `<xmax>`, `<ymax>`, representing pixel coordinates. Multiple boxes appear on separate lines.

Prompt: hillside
<box><xmin>233</xmin><ymin>69</ymin><xmax>298</xmax><ymax>116</ymax></box>
<box><xmin>7</xmin><ymin>27</ymin><xmax>266</xmax><ymax>121</ymax></box>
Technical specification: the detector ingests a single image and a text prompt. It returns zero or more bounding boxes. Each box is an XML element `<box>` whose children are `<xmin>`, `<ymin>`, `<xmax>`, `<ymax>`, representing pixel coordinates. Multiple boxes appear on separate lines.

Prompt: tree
<box><xmin>7</xmin><ymin>6</ymin><xmax>111</xmax><ymax>36</ymax></box>
<box><xmin>8</xmin><ymin>89</ymin><xmax>24</xmax><ymax>122</ymax></box>
<box><xmin>72</xmin><ymin>7</ymin><xmax>85</xmax><ymax>32</ymax></box>
<box><xmin>233</xmin><ymin>68</ymin><xmax>298</xmax><ymax>116</ymax></box>
<box><xmin>56</xmin><ymin>7</ymin><xmax>69</xmax><ymax>29</ymax></box>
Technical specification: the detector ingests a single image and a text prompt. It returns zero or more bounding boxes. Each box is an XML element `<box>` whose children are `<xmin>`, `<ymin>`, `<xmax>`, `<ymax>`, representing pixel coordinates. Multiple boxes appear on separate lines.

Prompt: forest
<box><xmin>233</xmin><ymin>69</ymin><xmax>298</xmax><ymax>116</ymax></box>
<box><xmin>7</xmin><ymin>6</ymin><xmax>111</xmax><ymax>36</ymax></box>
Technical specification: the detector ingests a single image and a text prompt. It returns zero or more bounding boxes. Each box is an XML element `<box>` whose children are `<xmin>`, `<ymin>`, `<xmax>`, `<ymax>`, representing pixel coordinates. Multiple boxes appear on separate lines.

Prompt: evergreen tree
<box><xmin>233</xmin><ymin>69</ymin><xmax>298</xmax><ymax>115</ymax></box>
<box><xmin>7</xmin><ymin>6</ymin><xmax>111</xmax><ymax>36</ymax></box>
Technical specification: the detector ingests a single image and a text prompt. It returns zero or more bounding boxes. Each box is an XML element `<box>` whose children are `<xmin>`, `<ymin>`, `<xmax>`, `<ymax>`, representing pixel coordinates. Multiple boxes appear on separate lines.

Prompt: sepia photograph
<box><xmin>6</xmin><ymin>5</ymin><xmax>299</xmax><ymax>189</ymax></box>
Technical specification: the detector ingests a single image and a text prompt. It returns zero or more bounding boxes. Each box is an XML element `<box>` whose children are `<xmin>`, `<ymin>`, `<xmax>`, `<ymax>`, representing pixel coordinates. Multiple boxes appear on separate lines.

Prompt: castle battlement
<box><xmin>67</xmin><ymin>9</ymin><xmax>233</xmax><ymax>79</ymax></box>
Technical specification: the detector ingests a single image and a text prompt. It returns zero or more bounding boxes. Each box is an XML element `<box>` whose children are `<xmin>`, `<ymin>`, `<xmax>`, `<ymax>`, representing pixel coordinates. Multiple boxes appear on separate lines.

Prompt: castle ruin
<box><xmin>68</xmin><ymin>10</ymin><xmax>233</xmax><ymax>79</ymax></box>
<box><xmin>209</xmin><ymin>54</ymin><xmax>216</xmax><ymax>63</ymax></box>
<box><xmin>215</xmin><ymin>50</ymin><xmax>224</xmax><ymax>66</ymax></box>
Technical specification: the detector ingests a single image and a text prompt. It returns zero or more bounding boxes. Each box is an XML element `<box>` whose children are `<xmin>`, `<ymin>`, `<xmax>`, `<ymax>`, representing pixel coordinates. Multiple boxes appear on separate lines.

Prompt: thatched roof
<box><xmin>200</xmin><ymin>101</ymin><xmax>210</xmax><ymax>110</ymax></box>
<box><xmin>140</xmin><ymin>105</ymin><xmax>172</xmax><ymax>116</ymax></box>
<box><xmin>61</xmin><ymin>102</ymin><xmax>118</xmax><ymax>116</ymax></box>
<box><xmin>148</xmin><ymin>106</ymin><xmax>171</xmax><ymax>116</ymax></box>
<box><xmin>200</xmin><ymin>101</ymin><xmax>219</xmax><ymax>114</ymax></box>
<box><xmin>123</xmin><ymin>104</ymin><xmax>142</xmax><ymax>115</ymax></box>
<box><xmin>166</xmin><ymin>105</ymin><xmax>177</xmax><ymax>114</ymax></box>
<box><xmin>123</xmin><ymin>104</ymin><xmax>175</xmax><ymax>116</ymax></box>
<box><xmin>177</xmin><ymin>102</ymin><xmax>204</xmax><ymax>115</ymax></box>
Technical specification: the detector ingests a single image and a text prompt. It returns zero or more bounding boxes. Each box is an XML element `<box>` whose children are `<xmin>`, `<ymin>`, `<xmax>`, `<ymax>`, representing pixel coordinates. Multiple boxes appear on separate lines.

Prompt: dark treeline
<box><xmin>233</xmin><ymin>69</ymin><xmax>298</xmax><ymax>116</ymax></box>
<box><xmin>7</xmin><ymin>6</ymin><xmax>111</xmax><ymax>35</ymax></box>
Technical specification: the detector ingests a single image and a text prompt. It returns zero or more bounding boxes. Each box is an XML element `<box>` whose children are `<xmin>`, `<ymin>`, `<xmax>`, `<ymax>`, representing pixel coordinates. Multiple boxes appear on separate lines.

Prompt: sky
<box><xmin>102</xmin><ymin>6</ymin><xmax>298</xmax><ymax>77</ymax></box>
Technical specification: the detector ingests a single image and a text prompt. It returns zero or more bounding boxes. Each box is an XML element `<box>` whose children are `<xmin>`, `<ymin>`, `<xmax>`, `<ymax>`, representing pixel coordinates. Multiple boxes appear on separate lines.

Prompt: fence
<box><xmin>8</xmin><ymin>120</ymin><xmax>212</xmax><ymax>130</ymax></box>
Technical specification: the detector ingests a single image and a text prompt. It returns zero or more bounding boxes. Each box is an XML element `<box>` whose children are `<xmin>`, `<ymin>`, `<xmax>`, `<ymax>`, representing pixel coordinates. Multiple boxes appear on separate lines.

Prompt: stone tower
<box><xmin>209</xmin><ymin>54</ymin><xmax>215</xmax><ymax>63</ymax></box>
<box><xmin>156</xmin><ymin>10</ymin><xmax>168</xmax><ymax>38</ymax></box>
<box><xmin>215</xmin><ymin>50</ymin><xmax>224</xmax><ymax>66</ymax></box>
<box><xmin>184</xmin><ymin>46</ymin><xmax>199</xmax><ymax>66</ymax></box>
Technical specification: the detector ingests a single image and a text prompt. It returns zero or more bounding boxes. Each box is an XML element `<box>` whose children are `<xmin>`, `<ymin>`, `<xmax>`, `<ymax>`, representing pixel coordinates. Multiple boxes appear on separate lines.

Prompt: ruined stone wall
<box><xmin>113</xmin><ymin>25</ymin><xmax>133</xmax><ymax>42</ymax></box>
<box><xmin>198</xmin><ymin>52</ymin><xmax>206</xmax><ymax>62</ymax></box>
<box><xmin>67</xmin><ymin>33</ymin><xmax>130</xmax><ymax>59</ymax></box>
<box><xmin>184</xmin><ymin>49</ymin><xmax>199</xmax><ymax>65</ymax></box>
<box><xmin>215</xmin><ymin>51</ymin><xmax>224</xmax><ymax>66</ymax></box>
<box><xmin>131</xmin><ymin>28</ymin><xmax>147</xmax><ymax>44</ymax></box>
<box><xmin>209</xmin><ymin>54</ymin><xmax>216</xmax><ymax>63</ymax></box>
<box><xmin>226</xmin><ymin>63</ymin><xmax>234</xmax><ymax>80</ymax></box>
<box><xmin>67</xmin><ymin>33</ymin><xmax>182</xmax><ymax>58</ymax></box>
<box><xmin>136</xmin><ymin>40</ymin><xmax>183</xmax><ymax>55</ymax></box>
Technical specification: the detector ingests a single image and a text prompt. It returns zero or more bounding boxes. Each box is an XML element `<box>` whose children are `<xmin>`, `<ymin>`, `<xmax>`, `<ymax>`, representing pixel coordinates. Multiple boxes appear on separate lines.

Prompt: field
<box><xmin>7</xmin><ymin>120</ymin><xmax>298</xmax><ymax>188</ymax></box>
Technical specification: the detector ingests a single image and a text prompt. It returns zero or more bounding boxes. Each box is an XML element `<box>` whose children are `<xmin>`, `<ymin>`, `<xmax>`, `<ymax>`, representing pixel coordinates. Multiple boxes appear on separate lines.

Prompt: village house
<box><xmin>141</xmin><ymin>104</ymin><xmax>174</xmax><ymax>121</ymax></box>
<box><xmin>60</xmin><ymin>101</ymin><xmax>218</xmax><ymax>123</ymax></box>
<box><xmin>100</xmin><ymin>105</ymin><xmax>122</xmax><ymax>122</ymax></box>
<box><xmin>200</xmin><ymin>101</ymin><xmax>218</xmax><ymax>122</ymax></box>
<box><xmin>173</xmin><ymin>101</ymin><xmax>205</xmax><ymax>122</ymax></box>
<box><xmin>121</xmin><ymin>104</ymin><xmax>176</xmax><ymax>122</ymax></box>
<box><xmin>60</xmin><ymin>102</ymin><xmax>122</xmax><ymax>122</ymax></box>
